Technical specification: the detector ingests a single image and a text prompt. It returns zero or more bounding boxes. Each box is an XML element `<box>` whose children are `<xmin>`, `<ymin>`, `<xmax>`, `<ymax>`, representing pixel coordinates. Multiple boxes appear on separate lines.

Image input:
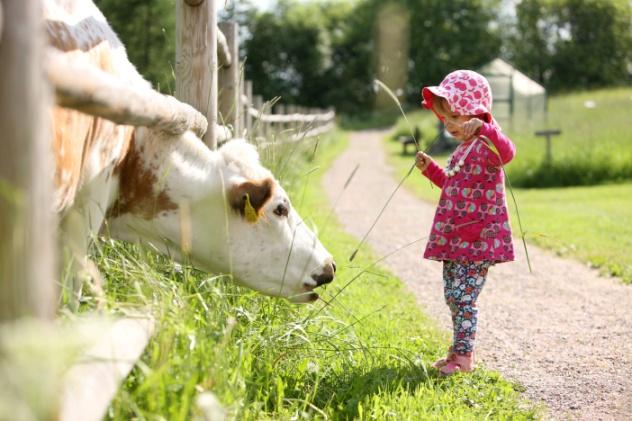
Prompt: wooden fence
<box><xmin>0</xmin><ymin>1</ymin><xmax>335</xmax><ymax>420</ymax></box>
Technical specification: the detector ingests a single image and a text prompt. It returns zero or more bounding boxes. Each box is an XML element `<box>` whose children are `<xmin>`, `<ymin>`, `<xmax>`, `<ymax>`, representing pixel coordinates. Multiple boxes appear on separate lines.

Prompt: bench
<box><xmin>397</xmin><ymin>126</ymin><xmax>422</xmax><ymax>155</ymax></box>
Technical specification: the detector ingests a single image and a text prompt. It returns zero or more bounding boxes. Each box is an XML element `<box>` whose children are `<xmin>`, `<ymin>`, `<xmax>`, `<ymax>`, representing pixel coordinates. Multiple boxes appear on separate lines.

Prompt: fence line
<box><xmin>0</xmin><ymin>0</ymin><xmax>336</xmax><ymax>418</ymax></box>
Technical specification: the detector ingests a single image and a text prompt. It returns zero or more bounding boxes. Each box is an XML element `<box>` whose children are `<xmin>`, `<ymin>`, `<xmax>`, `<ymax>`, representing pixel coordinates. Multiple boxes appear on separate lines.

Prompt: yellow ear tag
<box><xmin>244</xmin><ymin>193</ymin><xmax>259</xmax><ymax>223</ymax></box>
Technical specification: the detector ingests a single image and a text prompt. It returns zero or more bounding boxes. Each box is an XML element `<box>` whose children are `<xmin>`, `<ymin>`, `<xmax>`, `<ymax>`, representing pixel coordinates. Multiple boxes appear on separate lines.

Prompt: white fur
<box><xmin>107</xmin><ymin>129</ymin><xmax>334</xmax><ymax>302</ymax></box>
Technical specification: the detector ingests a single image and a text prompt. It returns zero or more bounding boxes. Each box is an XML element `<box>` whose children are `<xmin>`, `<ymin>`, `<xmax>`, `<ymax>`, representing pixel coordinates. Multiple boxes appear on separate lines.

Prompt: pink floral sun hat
<box><xmin>421</xmin><ymin>69</ymin><xmax>496</xmax><ymax>125</ymax></box>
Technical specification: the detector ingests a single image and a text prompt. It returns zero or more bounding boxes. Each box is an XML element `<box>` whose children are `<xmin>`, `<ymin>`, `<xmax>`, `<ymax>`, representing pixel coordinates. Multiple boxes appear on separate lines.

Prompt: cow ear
<box><xmin>228</xmin><ymin>178</ymin><xmax>275</xmax><ymax>223</ymax></box>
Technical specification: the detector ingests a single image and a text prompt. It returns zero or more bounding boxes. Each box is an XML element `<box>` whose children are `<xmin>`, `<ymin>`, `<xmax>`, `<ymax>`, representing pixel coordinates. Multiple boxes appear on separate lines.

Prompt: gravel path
<box><xmin>322</xmin><ymin>130</ymin><xmax>632</xmax><ymax>420</ymax></box>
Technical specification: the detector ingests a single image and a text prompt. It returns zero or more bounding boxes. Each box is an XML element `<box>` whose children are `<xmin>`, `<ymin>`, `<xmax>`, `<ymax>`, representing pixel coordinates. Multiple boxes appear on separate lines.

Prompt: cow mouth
<box><xmin>299</xmin><ymin>282</ymin><xmax>321</xmax><ymax>303</ymax></box>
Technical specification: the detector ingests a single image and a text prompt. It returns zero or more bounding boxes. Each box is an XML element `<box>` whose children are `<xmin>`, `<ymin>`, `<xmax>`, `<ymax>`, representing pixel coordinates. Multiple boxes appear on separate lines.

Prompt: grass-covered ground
<box><xmin>83</xmin><ymin>130</ymin><xmax>539</xmax><ymax>419</ymax></box>
<box><xmin>387</xmin><ymin>87</ymin><xmax>632</xmax><ymax>283</ymax></box>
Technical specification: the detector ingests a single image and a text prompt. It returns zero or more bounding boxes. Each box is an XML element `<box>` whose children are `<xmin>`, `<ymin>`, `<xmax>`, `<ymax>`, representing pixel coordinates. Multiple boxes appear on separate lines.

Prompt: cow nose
<box><xmin>312</xmin><ymin>262</ymin><xmax>335</xmax><ymax>286</ymax></box>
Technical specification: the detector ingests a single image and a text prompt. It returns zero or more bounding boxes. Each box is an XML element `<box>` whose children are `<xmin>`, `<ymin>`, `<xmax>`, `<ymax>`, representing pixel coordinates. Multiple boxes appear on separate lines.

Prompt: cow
<box><xmin>45</xmin><ymin>0</ymin><xmax>335</xmax><ymax>303</ymax></box>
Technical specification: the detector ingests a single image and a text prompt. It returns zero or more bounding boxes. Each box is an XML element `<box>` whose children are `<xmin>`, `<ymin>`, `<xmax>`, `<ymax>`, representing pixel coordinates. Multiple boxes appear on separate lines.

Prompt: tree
<box><xmin>548</xmin><ymin>0</ymin><xmax>632</xmax><ymax>90</ymax></box>
<box><xmin>506</xmin><ymin>0</ymin><xmax>554</xmax><ymax>85</ymax></box>
<box><xmin>508</xmin><ymin>0</ymin><xmax>632</xmax><ymax>91</ymax></box>
<box><xmin>406</xmin><ymin>0</ymin><xmax>502</xmax><ymax>104</ymax></box>
<box><xmin>95</xmin><ymin>0</ymin><xmax>176</xmax><ymax>93</ymax></box>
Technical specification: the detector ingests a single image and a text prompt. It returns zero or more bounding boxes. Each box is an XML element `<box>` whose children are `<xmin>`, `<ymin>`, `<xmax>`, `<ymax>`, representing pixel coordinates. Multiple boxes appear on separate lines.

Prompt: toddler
<box><xmin>415</xmin><ymin>70</ymin><xmax>516</xmax><ymax>375</ymax></box>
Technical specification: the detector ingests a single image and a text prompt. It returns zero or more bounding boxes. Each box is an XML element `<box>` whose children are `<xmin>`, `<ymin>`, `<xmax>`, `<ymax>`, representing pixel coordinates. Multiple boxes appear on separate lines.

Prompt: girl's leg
<box><xmin>451</xmin><ymin>261</ymin><xmax>491</xmax><ymax>355</ymax></box>
<box><xmin>442</xmin><ymin>261</ymin><xmax>460</xmax><ymax>346</ymax></box>
<box><xmin>439</xmin><ymin>261</ymin><xmax>491</xmax><ymax>375</ymax></box>
<box><xmin>433</xmin><ymin>261</ymin><xmax>458</xmax><ymax>368</ymax></box>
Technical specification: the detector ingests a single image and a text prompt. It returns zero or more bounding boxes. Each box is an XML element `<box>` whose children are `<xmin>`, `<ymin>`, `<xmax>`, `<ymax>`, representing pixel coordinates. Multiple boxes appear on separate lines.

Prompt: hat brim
<box><xmin>421</xmin><ymin>86</ymin><xmax>451</xmax><ymax>110</ymax></box>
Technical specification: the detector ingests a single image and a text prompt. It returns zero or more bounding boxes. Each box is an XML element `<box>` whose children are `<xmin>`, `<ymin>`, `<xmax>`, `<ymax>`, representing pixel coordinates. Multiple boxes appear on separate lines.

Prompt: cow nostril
<box><xmin>312</xmin><ymin>272</ymin><xmax>334</xmax><ymax>286</ymax></box>
<box><xmin>332</xmin><ymin>261</ymin><xmax>337</xmax><ymax>274</ymax></box>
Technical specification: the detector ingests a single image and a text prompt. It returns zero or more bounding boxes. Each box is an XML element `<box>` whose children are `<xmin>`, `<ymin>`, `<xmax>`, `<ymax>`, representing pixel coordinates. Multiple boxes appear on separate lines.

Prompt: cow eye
<box><xmin>273</xmin><ymin>203</ymin><xmax>288</xmax><ymax>217</ymax></box>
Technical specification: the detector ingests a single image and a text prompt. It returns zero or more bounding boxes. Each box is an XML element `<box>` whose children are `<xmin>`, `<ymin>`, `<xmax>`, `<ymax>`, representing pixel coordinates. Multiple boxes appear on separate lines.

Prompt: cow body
<box><xmin>46</xmin><ymin>0</ymin><xmax>334</xmax><ymax>303</ymax></box>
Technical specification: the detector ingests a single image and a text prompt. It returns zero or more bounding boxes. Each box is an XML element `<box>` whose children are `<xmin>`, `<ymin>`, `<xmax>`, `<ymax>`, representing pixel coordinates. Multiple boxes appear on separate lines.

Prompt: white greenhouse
<box><xmin>479</xmin><ymin>58</ymin><xmax>547</xmax><ymax>127</ymax></box>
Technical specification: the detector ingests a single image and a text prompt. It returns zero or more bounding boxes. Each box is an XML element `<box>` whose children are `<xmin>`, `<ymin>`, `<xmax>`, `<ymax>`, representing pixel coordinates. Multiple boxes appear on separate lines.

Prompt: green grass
<box><xmin>77</xmin><ymin>130</ymin><xmax>540</xmax><ymax>419</ymax></box>
<box><xmin>507</xmin><ymin>87</ymin><xmax>632</xmax><ymax>187</ymax></box>
<box><xmin>384</xmin><ymin>132</ymin><xmax>632</xmax><ymax>284</ymax></box>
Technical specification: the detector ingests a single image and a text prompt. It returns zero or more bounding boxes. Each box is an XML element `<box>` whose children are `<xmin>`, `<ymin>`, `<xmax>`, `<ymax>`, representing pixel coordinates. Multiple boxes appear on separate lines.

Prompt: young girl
<box><xmin>415</xmin><ymin>70</ymin><xmax>516</xmax><ymax>376</ymax></box>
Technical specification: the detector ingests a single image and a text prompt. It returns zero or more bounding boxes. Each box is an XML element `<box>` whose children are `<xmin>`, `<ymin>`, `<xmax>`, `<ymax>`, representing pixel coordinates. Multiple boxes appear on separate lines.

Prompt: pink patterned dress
<box><xmin>421</xmin><ymin>122</ymin><xmax>516</xmax><ymax>263</ymax></box>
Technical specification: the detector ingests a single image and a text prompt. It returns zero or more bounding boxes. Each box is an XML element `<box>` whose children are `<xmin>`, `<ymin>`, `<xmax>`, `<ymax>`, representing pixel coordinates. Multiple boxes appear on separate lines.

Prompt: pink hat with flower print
<box><xmin>421</xmin><ymin>70</ymin><xmax>495</xmax><ymax>125</ymax></box>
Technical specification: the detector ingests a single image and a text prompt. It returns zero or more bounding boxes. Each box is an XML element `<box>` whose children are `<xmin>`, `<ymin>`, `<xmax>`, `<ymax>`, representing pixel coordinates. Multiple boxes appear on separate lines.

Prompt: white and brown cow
<box><xmin>46</xmin><ymin>0</ymin><xmax>335</xmax><ymax>303</ymax></box>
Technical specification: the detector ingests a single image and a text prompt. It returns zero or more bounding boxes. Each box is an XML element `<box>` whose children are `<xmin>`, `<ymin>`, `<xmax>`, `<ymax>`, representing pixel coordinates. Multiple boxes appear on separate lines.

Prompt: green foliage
<box><xmin>93</xmin><ymin>0</ymin><xmax>631</xmax><ymax>114</ymax></box>
<box><xmin>507</xmin><ymin>0</ymin><xmax>632</xmax><ymax>92</ymax></box>
<box><xmin>240</xmin><ymin>0</ymin><xmax>375</xmax><ymax>113</ymax></box>
<box><xmin>95</xmin><ymin>0</ymin><xmax>176</xmax><ymax>93</ymax></box>
<box><xmin>240</xmin><ymin>0</ymin><xmax>502</xmax><ymax>113</ymax></box>
<box><xmin>406</xmin><ymin>0</ymin><xmax>503</xmax><ymax>103</ymax></box>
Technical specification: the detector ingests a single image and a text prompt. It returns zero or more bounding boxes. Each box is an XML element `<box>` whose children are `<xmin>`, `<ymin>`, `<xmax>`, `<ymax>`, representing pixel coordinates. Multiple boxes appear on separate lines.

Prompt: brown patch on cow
<box><xmin>52</xmin><ymin>105</ymin><xmax>134</xmax><ymax>212</ymax></box>
<box><xmin>108</xmin><ymin>135</ymin><xmax>177</xmax><ymax>220</ymax></box>
<box><xmin>228</xmin><ymin>178</ymin><xmax>275</xmax><ymax>220</ymax></box>
<box><xmin>52</xmin><ymin>107</ymin><xmax>90</xmax><ymax>210</ymax></box>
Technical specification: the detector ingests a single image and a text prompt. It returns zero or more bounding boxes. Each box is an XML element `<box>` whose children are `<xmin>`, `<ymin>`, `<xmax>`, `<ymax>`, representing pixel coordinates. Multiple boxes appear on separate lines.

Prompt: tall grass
<box><xmin>74</xmin><ymin>129</ymin><xmax>540</xmax><ymax>419</ymax></box>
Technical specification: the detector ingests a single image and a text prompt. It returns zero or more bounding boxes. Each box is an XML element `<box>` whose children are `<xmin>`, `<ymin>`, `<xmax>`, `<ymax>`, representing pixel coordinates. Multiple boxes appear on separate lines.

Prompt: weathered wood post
<box><xmin>0</xmin><ymin>0</ymin><xmax>56</xmax><ymax>321</ymax></box>
<box><xmin>218</xmin><ymin>21</ymin><xmax>240</xmax><ymax>137</ymax></box>
<box><xmin>176</xmin><ymin>0</ymin><xmax>218</xmax><ymax>149</ymax></box>
<box><xmin>244</xmin><ymin>80</ymin><xmax>253</xmax><ymax>137</ymax></box>
<box><xmin>252</xmin><ymin>94</ymin><xmax>263</xmax><ymax>140</ymax></box>
<box><xmin>287</xmin><ymin>105</ymin><xmax>296</xmax><ymax>135</ymax></box>
<box><xmin>276</xmin><ymin>104</ymin><xmax>286</xmax><ymax>136</ymax></box>
<box><xmin>237</xmin><ymin>69</ymin><xmax>244</xmax><ymax>136</ymax></box>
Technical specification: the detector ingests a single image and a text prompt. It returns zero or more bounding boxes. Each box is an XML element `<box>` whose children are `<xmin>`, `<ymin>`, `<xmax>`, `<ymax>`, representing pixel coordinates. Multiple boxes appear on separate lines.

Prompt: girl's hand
<box><xmin>461</xmin><ymin>118</ymin><xmax>483</xmax><ymax>139</ymax></box>
<box><xmin>415</xmin><ymin>151</ymin><xmax>432</xmax><ymax>172</ymax></box>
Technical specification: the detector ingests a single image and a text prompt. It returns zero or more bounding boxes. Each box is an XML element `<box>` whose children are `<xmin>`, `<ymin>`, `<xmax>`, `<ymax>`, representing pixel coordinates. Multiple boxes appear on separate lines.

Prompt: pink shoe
<box><xmin>432</xmin><ymin>347</ymin><xmax>455</xmax><ymax>369</ymax></box>
<box><xmin>439</xmin><ymin>352</ymin><xmax>474</xmax><ymax>376</ymax></box>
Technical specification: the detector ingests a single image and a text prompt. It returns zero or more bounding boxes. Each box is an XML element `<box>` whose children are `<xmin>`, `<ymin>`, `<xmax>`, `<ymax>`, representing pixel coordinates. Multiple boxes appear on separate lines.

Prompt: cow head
<box><xmin>107</xmin><ymin>128</ymin><xmax>335</xmax><ymax>303</ymax></box>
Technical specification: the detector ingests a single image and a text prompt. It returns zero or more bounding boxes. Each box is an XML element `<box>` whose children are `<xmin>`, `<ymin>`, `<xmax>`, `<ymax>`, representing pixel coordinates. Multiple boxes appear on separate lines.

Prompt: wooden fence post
<box><xmin>276</xmin><ymin>104</ymin><xmax>286</xmax><ymax>135</ymax></box>
<box><xmin>176</xmin><ymin>0</ymin><xmax>218</xmax><ymax>149</ymax></box>
<box><xmin>0</xmin><ymin>0</ymin><xmax>56</xmax><ymax>321</ymax></box>
<box><xmin>252</xmin><ymin>94</ymin><xmax>263</xmax><ymax>139</ymax></box>
<box><xmin>237</xmin><ymin>68</ymin><xmax>245</xmax><ymax>137</ymax></box>
<box><xmin>244</xmin><ymin>80</ymin><xmax>253</xmax><ymax>137</ymax></box>
<box><xmin>218</xmin><ymin>21</ymin><xmax>240</xmax><ymax>137</ymax></box>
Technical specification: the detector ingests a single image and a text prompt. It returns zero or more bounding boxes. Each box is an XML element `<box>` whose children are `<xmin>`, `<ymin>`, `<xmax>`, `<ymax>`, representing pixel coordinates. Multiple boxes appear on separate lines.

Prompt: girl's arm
<box><xmin>422</xmin><ymin>160</ymin><xmax>447</xmax><ymax>188</ymax></box>
<box><xmin>479</xmin><ymin>122</ymin><xmax>516</xmax><ymax>166</ymax></box>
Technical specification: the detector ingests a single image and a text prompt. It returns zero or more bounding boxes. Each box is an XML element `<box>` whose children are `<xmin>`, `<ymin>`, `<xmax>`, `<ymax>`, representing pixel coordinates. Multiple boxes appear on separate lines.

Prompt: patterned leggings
<box><xmin>443</xmin><ymin>261</ymin><xmax>491</xmax><ymax>355</ymax></box>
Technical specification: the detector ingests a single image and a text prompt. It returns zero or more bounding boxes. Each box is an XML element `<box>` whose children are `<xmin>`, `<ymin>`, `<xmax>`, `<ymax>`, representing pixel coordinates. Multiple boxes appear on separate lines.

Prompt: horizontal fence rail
<box><xmin>47</xmin><ymin>50</ymin><xmax>208</xmax><ymax>138</ymax></box>
<box><xmin>250</xmin><ymin>109</ymin><xmax>336</xmax><ymax>124</ymax></box>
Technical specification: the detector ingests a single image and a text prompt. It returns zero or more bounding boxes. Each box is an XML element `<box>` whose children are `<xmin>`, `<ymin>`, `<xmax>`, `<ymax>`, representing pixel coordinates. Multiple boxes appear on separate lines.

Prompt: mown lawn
<box><xmin>386</xmin><ymin>87</ymin><xmax>632</xmax><ymax>283</ymax></box>
<box><xmin>87</xmin><ymin>130</ymin><xmax>539</xmax><ymax>419</ymax></box>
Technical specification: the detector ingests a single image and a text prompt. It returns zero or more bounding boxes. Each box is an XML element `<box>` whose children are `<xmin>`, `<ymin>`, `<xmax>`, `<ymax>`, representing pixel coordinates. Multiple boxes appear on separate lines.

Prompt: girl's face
<box><xmin>432</xmin><ymin>97</ymin><xmax>475</xmax><ymax>142</ymax></box>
